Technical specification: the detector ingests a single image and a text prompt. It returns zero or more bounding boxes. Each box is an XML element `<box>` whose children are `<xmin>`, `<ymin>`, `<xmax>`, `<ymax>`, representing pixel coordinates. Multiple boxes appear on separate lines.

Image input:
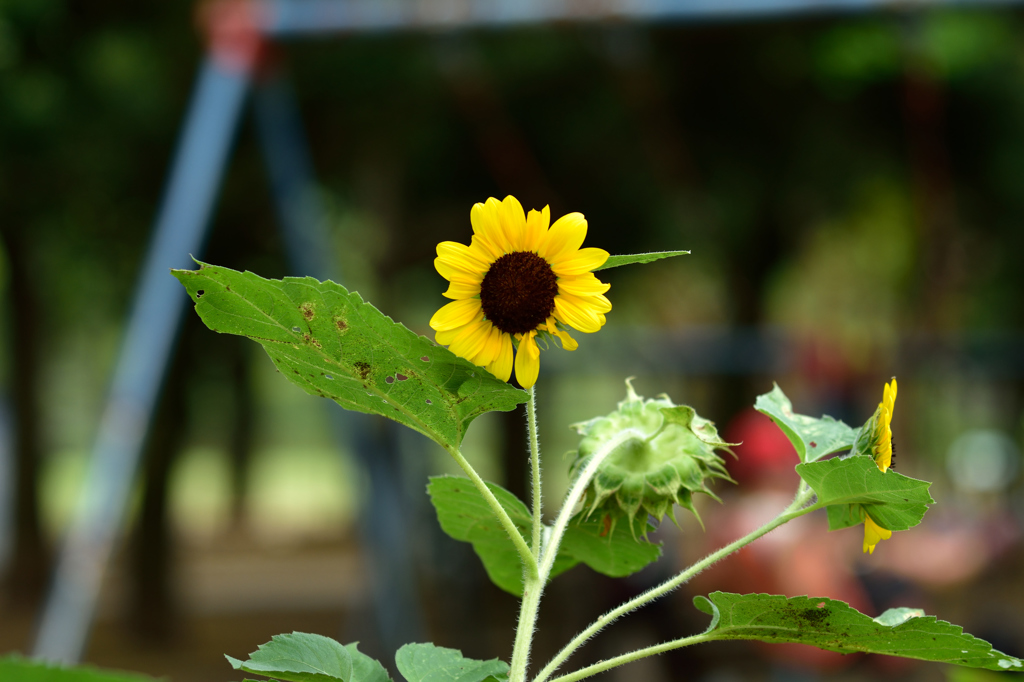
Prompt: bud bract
<box><xmin>570</xmin><ymin>380</ymin><xmax>734</xmax><ymax>535</ymax></box>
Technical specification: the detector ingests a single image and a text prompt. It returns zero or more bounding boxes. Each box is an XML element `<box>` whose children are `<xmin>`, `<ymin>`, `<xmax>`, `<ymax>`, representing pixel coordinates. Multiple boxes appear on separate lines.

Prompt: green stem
<box><xmin>509</xmin><ymin>429</ymin><xmax>638</xmax><ymax>682</ymax></box>
<box><xmin>509</xmin><ymin>575</ymin><xmax>543</xmax><ymax>682</ymax></box>
<box><xmin>545</xmin><ymin>634</ymin><xmax>714</xmax><ymax>682</ymax></box>
<box><xmin>527</xmin><ymin>386</ymin><xmax>542</xmax><ymax>560</ymax></box>
<box><xmin>540</xmin><ymin>429</ymin><xmax>636</xmax><ymax>579</ymax></box>
<box><xmin>533</xmin><ymin>486</ymin><xmax>821</xmax><ymax>682</ymax></box>
<box><xmin>445</xmin><ymin>445</ymin><xmax>538</xmax><ymax>580</ymax></box>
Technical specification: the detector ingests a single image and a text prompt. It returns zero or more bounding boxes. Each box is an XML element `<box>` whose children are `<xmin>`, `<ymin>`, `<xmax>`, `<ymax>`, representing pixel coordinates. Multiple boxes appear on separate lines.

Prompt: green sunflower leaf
<box><xmin>796</xmin><ymin>454</ymin><xmax>934</xmax><ymax>531</ymax></box>
<box><xmin>173</xmin><ymin>263</ymin><xmax>527</xmax><ymax>451</ymax></box>
<box><xmin>0</xmin><ymin>656</ymin><xmax>157</xmax><ymax>682</ymax></box>
<box><xmin>594</xmin><ymin>250</ymin><xmax>690</xmax><ymax>271</ymax></box>
<box><xmin>427</xmin><ymin>476</ymin><xmax>577</xmax><ymax>596</ymax></box>
<box><xmin>754</xmin><ymin>384</ymin><xmax>858</xmax><ymax>463</ymax></box>
<box><xmin>559</xmin><ymin>515</ymin><xmax>662</xmax><ymax>578</ymax></box>
<box><xmin>394</xmin><ymin>643</ymin><xmax>507</xmax><ymax>682</ymax></box>
<box><xmin>694</xmin><ymin>592</ymin><xmax>1024</xmax><ymax>672</ymax></box>
<box><xmin>427</xmin><ymin>476</ymin><xmax>661</xmax><ymax>596</ymax></box>
<box><xmin>225</xmin><ymin>632</ymin><xmax>363</xmax><ymax>682</ymax></box>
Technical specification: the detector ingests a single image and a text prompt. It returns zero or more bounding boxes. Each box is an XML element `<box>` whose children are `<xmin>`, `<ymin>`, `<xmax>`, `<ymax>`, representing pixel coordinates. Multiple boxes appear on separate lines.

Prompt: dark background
<box><xmin>1</xmin><ymin>2</ymin><xmax>1023</xmax><ymax>680</ymax></box>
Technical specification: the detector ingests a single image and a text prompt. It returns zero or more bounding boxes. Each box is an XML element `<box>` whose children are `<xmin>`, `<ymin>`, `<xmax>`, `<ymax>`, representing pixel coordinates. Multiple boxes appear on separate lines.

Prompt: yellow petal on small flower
<box><xmin>442</xmin><ymin>280</ymin><xmax>481</xmax><ymax>300</ymax></box>
<box><xmin>486</xmin><ymin>332</ymin><xmax>514</xmax><ymax>382</ymax></box>
<box><xmin>553</xmin><ymin>296</ymin><xmax>602</xmax><ymax>333</ymax></box>
<box><xmin>437</xmin><ymin>241</ymin><xmax>492</xmax><ymax>272</ymax></box>
<box><xmin>862</xmin><ymin>514</ymin><xmax>892</xmax><ymax>555</ymax></box>
<box><xmin>538</xmin><ymin>212</ymin><xmax>587</xmax><ymax>262</ymax></box>
<box><xmin>430</xmin><ymin>298</ymin><xmax>483</xmax><ymax>332</ymax></box>
<box><xmin>435</xmin><ymin>257</ymin><xmax>485</xmax><ymax>285</ymax></box>
<box><xmin>514</xmin><ymin>330</ymin><xmax>541</xmax><ymax>389</ymax></box>
<box><xmin>884</xmin><ymin>378</ymin><xmax>897</xmax><ymax>413</ymax></box>
<box><xmin>470</xmin><ymin>198</ymin><xmax>507</xmax><ymax>260</ymax></box>
<box><xmin>549</xmin><ymin>247</ymin><xmax>609</xmax><ymax>276</ymax></box>
<box><xmin>557</xmin><ymin>273</ymin><xmax>611</xmax><ymax>296</ymax></box>
<box><xmin>522</xmin><ymin>206</ymin><xmax>550</xmax><ymax>253</ymax></box>
<box><xmin>449</xmin><ymin>318</ymin><xmax>494</xmax><ymax>361</ymax></box>
<box><xmin>498</xmin><ymin>195</ymin><xmax>527</xmax><ymax>251</ymax></box>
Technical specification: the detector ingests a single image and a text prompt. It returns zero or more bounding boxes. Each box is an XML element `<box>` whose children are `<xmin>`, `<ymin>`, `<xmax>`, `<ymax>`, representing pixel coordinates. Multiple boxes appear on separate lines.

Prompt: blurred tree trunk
<box><xmin>229</xmin><ymin>336</ymin><xmax>254</xmax><ymax>528</ymax></box>
<box><xmin>129</xmin><ymin>319</ymin><xmax>190</xmax><ymax>641</ymax></box>
<box><xmin>0</xmin><ymin>226</ymin><xmax>49</xmax><ymax>607</ymax></box>
<box><xmin>902</xmin><ymin>28</ymin><xmax>964</xmax><ymax>332</ymax></box>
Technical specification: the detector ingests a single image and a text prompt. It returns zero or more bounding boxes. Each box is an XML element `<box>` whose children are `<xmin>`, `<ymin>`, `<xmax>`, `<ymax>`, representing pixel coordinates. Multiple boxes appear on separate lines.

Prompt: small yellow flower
<box><xmin>862</xmin><ymin>513</ymin><xmax>892</xmax><ymax>554</ymax></box>
<box><xmin>873</xmin><ymin>378</ymin><xmax>898</xmax><ymax>472</ymax></box>
<box><xmin>429</xmin><ymin>196</ymin><xmax>611</xmax><ymax>389</ymax></box>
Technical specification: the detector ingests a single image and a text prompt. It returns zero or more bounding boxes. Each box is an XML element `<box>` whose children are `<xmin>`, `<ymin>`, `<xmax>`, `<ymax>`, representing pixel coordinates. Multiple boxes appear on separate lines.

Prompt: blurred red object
<box><xmin>725</xmin><ymin>408</ymin><xmax>800</xmax><ymax>488</ymax></box>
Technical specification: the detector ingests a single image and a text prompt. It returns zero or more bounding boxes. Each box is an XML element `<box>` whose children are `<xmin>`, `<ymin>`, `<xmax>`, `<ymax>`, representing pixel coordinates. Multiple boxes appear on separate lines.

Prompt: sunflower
<box><xmin>862</xmin><ymin>512</ymin><xmax>892</xmax><ymax>555</ymax></box>
<box><xmin>873</xmin><ymin>378</ymin><xmax>898</xmax><ymax>473</ymax></box>
<box><xmin>429</xmin><ymin>196</ymin><xmax>611</xmax><ymax>389</ymax></box>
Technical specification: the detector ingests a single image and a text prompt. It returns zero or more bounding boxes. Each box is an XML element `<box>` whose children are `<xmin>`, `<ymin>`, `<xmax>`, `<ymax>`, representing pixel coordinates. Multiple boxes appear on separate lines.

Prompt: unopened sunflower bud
<box><xmin>569</xmin><ymin>380</ymin><xmax>735</xmax><ymax>536</ymax></box>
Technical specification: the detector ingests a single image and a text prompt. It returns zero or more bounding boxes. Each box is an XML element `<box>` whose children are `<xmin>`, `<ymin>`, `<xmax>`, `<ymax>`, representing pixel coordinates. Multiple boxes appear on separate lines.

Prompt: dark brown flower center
<box><xmin>480</xmin><ymin>251</ymin><xmax>558</xmax><ymax>335</ymax></box>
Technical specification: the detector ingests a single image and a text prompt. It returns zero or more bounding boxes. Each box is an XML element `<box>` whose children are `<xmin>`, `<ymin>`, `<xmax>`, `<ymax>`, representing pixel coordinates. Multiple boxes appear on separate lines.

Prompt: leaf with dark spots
<box><xmin>173</xmin><ymin>263</ymin><xmax>527</xmax><ymax>450</ymax></box>
<box><xmin>695</xmin><ymin>592</ymin><xmax>1023</xmax><ymax>672</ymax></box>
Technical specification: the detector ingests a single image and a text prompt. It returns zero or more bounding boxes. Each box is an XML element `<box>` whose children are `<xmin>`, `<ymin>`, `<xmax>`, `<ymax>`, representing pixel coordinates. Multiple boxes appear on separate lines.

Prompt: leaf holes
<box><xmin>196</xmin><ymin>289</ymin><xmax>205</xmax><ymax>298</ymax></box>
<box><xmin>425</xmin><ymin>399</ymin><xmax>432</xmax><ymax>405</ymax></box>
<box><xmin>809</xmin><ymin>441</ymin><xmax>818</xmax><ymax>448</ymax></box>
<box><xmin>420</xmin><ymin>356</ymin><xmax>430</xmax><ymax>362</ymax></box>
<box><xmin>386</xmin><ymin>376</ymin><xmax>395</xmax><ymax>384</ymax></box>
<box><xmin>291</xmin><ymin>326</ymin><xmax>301</xmax><ymax>333</ymax></box>
<box><xmin>325</xmin><ymin>375</ymin><xmax>333</xmax><ymax>380</ymax></box>
<box><xmin>396</xmin><ymin>374</ymin><xmax>408</xmax><ymax>381</ymax></box>
<box><xmin>470</xmin><ymin>372</ymin><xmax>475</xmax><ymax>377</ymax></box>
<box><xmin>816</xmin><ymin>602</ymin><xmax>826</xmax><ymax>608</ymax></box>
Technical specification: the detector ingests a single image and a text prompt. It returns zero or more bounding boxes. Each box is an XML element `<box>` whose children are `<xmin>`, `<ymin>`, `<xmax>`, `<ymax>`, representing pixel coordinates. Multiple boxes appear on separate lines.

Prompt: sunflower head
<box><xmin>569</xmin><ymin>380</ymin><xmax>734</xmax><ymax>536</ymax></box>
<box><xmin>429</xmin><ymin>196</ymin><xmax>612</xmax><ymax>389</ymax></box>
<box><xmin>862</xmin><ymin>512</ymin><xmax>892</xmax><ymax>554</ymax></box>
<box><xmin>854</xmin><ymin>378</ymin><xmax>898</xmax><ymax>472</ymax></box>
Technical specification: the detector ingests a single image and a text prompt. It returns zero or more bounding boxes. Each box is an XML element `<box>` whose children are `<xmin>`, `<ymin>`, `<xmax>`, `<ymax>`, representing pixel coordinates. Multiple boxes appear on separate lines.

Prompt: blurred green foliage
<box><xmin>2</xmin><ymin>3</ymin><xmax>1024</xmax><ymax>537</ymax></box>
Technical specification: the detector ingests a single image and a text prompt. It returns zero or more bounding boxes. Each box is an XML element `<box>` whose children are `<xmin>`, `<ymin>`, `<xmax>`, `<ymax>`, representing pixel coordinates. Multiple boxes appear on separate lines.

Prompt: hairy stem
<box><xmin>527</xmin><ymin>387</ymin><xmax>542</xmax><ymax>560</ymax></box>
<box><xmin>445</xmin><ymin>445</ymin><xmax>538</xmax><ymax>579</ymax></box>
<box><xmin>545</xmin><ymin>634</ymin><xmax>714</xmax><ymax>682</ymax></box>
<box><xmin>534</xmin><ymin>485</ymin><xmax>821</xmax><ymax>682</ymax></box>
<box><xmin>509</xmin><ymin>429</ymin><xmax>638</xmax><ymax>682</ymax></box>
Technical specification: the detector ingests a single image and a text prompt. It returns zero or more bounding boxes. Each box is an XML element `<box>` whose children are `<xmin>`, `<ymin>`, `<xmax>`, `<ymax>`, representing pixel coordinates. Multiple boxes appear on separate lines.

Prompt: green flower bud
<box><xmin>570</xmin><ymin>379</ymin><xmax>734</xmax><ymax>536</ymax></box>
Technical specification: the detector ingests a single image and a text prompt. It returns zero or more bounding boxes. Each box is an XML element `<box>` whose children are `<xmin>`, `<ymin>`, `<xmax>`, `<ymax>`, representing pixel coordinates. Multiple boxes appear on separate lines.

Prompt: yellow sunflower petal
<box><xmin>560</xmin><ymin>291</ymin><xmax>612</xmax><ymax>315</ymax></box>
<box><xmin>522</xmin><ymin>206</ymin><xmax>550</xmax><ymax>253</ymax></box>
<box><xmin>553</xmin><ymin>296</ymin><xmax>602</xmax><ymax>333</ymax></box>
<box><xmin>557</xmin><ymin>273</ymin><xmax>611</xmax><ymax>296</ymax></box>
<box><xmin>547</xmin><ymin>319</ymin><xmax>578</xmax><ymax>351</ymax></box>
<box><xmin>862</xmin><ymin>514</ymin><xmax>892</xmax><ymax>555</ymax></box>
<box><xmin>499</xmin><ymin>195</ymin><xmax>527</xmax><ymax>252</ymax></box>
<box><xmin>470</xmin><ymin>198</ymin><xmax>507</xmax><ymax>260</ymax></box>
<box><xmin>430</xmin><ymin>299</ymin><xmax>483</xmax><ymax>331</ymax></box>
<box><xmin>486</xmin><ymin>332</ymin><xmax>514</xmax><ymax>382</ymax></box>
<box><xmin>538</xmin><ymin>212</ymin><xmax>587</xmax><ymax>262</ymax></box>
<box><xmin>435</xmin><ymin>257</ymin><xmax>485</xmax><ymax>285</ymax></box>
<box><xmin>514</xmin><ymin>331</ymin><xmax>541</xmax><ymax>389</ymax></box>
<box><xmin>469</xmin><ymin>324</ymin><xmax>503</xmax><ymax>367</ymax></box>
<box><xmin>437</xmin><ymin>241</ymin><xmax>492</xmax><ymax>273</ymax></box>
<box><xmin>449</xmin><ymin>318</ymin><xmax>494</xmax><ymax>361</ymax></box>
<box><xmin>442</xmin><ymin>280</ymin><xmax>481</xmax><ymax>300</ymax></box>
<box><xmin>550</xmin><ymin>247</ymin><xmax>609</xmax><ymax>275</ymax></box>
<box><xmin>435</xmin><ymin>326</ymin><xmax>462</xmax><ymax>346</ymax></box>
